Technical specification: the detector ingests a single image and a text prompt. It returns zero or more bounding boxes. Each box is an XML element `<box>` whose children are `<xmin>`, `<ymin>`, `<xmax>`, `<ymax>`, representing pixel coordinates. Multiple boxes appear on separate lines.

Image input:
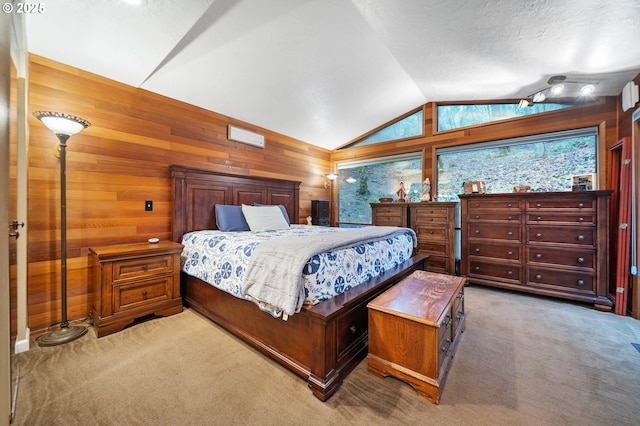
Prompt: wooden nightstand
<box><xmin>89</xmin><ymin>241</ymin><xmax>184</xmax><ymax>337</ymax></box>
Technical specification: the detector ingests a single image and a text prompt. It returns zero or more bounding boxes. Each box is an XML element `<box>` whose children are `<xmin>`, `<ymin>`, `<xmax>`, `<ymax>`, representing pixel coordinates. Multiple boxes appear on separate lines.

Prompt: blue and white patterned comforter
<box><xmin>181</xmin><ymin>225</ymin><xmax>414</xmax><ymax>316</ymax></box>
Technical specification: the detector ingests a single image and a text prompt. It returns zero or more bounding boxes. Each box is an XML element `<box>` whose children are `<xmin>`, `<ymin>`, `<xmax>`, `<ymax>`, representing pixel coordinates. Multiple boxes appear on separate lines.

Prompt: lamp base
<box><xmin>37</xmin><ymin>325</ymin><xmax>88</xmax><ymax>347</ymax></box>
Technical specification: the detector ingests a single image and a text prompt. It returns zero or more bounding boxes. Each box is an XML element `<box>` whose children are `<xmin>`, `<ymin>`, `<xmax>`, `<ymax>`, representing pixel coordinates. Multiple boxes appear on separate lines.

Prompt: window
<box><xmin>437</xmin><ymin>103</ymin><xmax>571</xmax><ymax>132</ymax></box>
<box><xmin>436</xmin><ymin>127</ymin><xmax>598</xmax><ymax>202</ymax></box>
<box><xmin>337</xmin><ymin>153</ymin><xmax>422</xmax><ymax>225</ymax></box>
<box><xmin>340</xmin><ymin>110</ymin><xmax>423</xmax><ymax>149</ymax></box>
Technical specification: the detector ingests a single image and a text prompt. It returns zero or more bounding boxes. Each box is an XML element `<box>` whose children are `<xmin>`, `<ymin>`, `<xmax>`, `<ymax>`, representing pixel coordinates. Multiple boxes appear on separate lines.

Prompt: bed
<box><xmin>171</xmin><ymin>165</ymin><xmax>427</xmax><ymax>401</ymax></box>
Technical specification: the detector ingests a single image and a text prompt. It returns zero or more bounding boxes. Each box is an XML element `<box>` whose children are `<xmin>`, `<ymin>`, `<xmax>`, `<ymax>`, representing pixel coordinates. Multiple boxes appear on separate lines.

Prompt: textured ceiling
<box><xmin>26</xmin><ymin>0</ymin><xmax>640</xmax><ymax>150</ymax></box>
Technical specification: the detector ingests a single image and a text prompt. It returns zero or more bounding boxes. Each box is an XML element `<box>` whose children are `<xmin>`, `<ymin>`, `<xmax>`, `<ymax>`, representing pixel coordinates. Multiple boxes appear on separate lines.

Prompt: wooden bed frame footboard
<box><xmin>171</xmin><ymin>165</ymin><xmax>427</xmax><ymax>400</ymax></box>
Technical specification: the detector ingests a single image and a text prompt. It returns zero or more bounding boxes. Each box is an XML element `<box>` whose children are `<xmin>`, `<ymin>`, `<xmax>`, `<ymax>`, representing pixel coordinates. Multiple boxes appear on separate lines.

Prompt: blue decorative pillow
<box><xmin>252</xmin><ymin>203</ymin><xmax>291</xmax><ymax>225</ymax></box>
<box><xmin>215</xmin><ymin>205</ymin><xmax>250</xmax><ymax>232</ymax></box>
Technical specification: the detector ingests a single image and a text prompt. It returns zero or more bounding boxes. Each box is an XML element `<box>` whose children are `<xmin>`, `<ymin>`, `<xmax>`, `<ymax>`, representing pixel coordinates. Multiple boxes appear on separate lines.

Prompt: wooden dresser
<box><xmin>459</xmin><ymin>191</ymin><xmax>612</xmax><ymax>311</ymax></box>
<box><xmin>367</xmin><ymin>270</ymin><xmax>466</xmax><ymax>404</ymax></box>
<box><xmin>89</xmin><ymin>241</ymin><xmax>184</xmax><ymax>337</ymax></box>
<box><xmin>371</xmin><ymin>202</ymin><xmax>458</xmax><ymax>274</ymax></box>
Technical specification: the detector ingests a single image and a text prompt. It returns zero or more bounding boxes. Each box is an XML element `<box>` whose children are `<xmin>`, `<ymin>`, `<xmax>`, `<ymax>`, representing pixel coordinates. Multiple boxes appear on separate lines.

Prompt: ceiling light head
<box><xmin>33</xmin><ymin>111</ymin><xmax>91</xmax><ymax>137</ymax></box>
<box><xmin>518</xmin><ymin>99</ymin><xmax>532</xmax><ymax>108</ymax></box>
<box><xmin>580</xmin><ymin>84</ymin><xmax>595</xmax><ymax>96</ymax></box>
<box><xmin>550</xmin><ymin>83</ymin><xmax>564</xmax><ymax>95</ymax></box>
<box><xmin>532</xmin><ymin>91</ymin><xmax>546</xmax><ymax>103</ymax></box>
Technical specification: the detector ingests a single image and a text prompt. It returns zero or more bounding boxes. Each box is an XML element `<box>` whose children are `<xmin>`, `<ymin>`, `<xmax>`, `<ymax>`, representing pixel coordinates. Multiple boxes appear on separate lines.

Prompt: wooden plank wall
<box><xmin>23</xmin><ymin>55</ymin><xmax>332</xmax><ymax>335</ymax></box>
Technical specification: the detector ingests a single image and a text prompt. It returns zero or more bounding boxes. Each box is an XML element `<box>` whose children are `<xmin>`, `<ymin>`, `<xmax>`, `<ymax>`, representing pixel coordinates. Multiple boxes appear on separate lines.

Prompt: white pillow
<box><xmin>241</xmin><ymin>204</ymin><xmax>290</xmax><ymax>232</ymax></box>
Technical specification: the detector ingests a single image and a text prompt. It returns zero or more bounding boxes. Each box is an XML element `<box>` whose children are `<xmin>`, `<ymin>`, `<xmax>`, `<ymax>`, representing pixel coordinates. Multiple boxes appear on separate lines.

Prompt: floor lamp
<box><xmin>33</xmin><ymin>111</ymin><xmax>91</xmax><ymax>347</ymax></box>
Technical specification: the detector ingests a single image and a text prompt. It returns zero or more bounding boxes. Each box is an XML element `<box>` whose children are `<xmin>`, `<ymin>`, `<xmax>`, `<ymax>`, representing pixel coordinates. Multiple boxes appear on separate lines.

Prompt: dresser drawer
<box><xmin>469</xmin><ymin>260</ymin><xmax>520</xmax><ymax>283</ymax></box>
<box><xmin>469</xmin><ymin>242</ymin><xmax>520</xmax><ymax>260</ymax></box>
<box><xmin>527</xmin><ymin>247</ymin><xmax>595</xmax><ymax>269</ymax></box>
<box><xmin>425</xmin><ymin>256</ymin><xmax>451</xmax><ymax>274</ymax></box>
<box><xmin>527</xmin><ymin>226</ymin><xmax>595</xmax><ymax>246</ymax></box>
<box><xmin>527</xmin><ymin>267</ymin><xmax>594</xmax><ymax>292</ymax></box>
<box><xmin>468</xmin><ymin>212</ymin><xmax>520</xmax><ymax>221</ymax></box>
<box><xmin>468</xmin><ymin>223</ymin><xmax>520</xmax><ymax>241</ymax></box>
<box><xmin>113</xmin><ymin>276</ymin><xmax>172</xmax><ymax>313</ymax></box>
<box><xmin>468</xmin><ymin>200</ymin><xmax>521</xmax><ymax>211</ymax></box>
<box><xmin>417</xmin><ymin>241</ymin><xmax>447</xmax><ymax>255</ymax></box>
<box><xmin>527</xmin><ymin>199</ymin><xmax>595</xmax><ymax>211</ymax></box>
<box><xmin>113</xmin><ymin>255</ymin><xmax>174</xmax><ymax>281</ymax></box>
<box><xmin>416</xmin><ymin>226</ymin><xmax>448</xmax><ymax>242</ymax></box>
<box><xmin>526</xmin><ymin>213</ymin><xmax>595</xmax><ymax>224</ymax></box>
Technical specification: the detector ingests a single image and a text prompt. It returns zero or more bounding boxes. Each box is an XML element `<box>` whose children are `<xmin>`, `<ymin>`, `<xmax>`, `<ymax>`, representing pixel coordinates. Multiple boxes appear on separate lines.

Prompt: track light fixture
<box><xmin>518</xmin><ymin>75</ymin><xmax>598</xmax><ymax>108</ymax></box>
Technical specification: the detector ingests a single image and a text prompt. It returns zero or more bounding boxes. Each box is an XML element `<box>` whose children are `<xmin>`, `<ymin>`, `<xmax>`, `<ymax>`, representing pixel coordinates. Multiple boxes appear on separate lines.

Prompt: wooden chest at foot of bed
<box><xmin>89</xmin><ymin>241</ymin><xmax>184</xmax><ymax>337</ymax></box>
<box><xmin>367</xmin><ymin>271</ymin><xmax>465</xmax><ymax>404</ymax></box>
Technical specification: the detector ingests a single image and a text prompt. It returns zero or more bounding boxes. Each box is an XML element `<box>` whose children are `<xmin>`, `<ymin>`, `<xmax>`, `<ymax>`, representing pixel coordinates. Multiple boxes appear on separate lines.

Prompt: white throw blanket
<box><xmin>242</xmin><ymin>226</ymin><xmax>416</xmax><ymax>320</ymax></box>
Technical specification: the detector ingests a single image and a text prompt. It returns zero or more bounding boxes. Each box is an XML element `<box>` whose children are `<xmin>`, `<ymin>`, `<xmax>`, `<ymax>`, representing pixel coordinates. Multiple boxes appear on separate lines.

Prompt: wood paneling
<box><xmin>25</xmin><ymin>55</ymin><xmax>331</xmax><ymax>335</ymax></box>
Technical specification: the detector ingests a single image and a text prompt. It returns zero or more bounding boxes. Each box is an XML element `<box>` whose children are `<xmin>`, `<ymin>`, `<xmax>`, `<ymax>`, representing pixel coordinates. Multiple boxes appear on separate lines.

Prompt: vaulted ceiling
<box><xmin>25</xmin><ymin>0</ymin><xmax>640</xmax><ymax>149</ymax></box>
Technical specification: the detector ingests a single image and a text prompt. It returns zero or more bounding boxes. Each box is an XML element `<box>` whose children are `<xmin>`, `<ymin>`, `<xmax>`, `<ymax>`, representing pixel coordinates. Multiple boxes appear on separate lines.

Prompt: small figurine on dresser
<box><xmin>396</xmin><ymin>182</ymin><xmax>407</xmax><ymax>202</ymax></box>
<box><xmin>421</xmin><ymin>178</ymin><xmax>431</xmax><ymax>201</ymax></box>
<box><xmin>306</xmin><ymin>215</ymin><xmax>313</xmax><ymax>225</ymax></box>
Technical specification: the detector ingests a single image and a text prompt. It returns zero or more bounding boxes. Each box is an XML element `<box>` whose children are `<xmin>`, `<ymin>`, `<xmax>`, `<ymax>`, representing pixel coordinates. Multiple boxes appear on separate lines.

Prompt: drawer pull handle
<box><xmin>577</xmin><ymin>279</ymin><xmax>585</xmax><ymax>286</ymax></box>
<box><xmin>457</xmin><ymin>292</ymin><xmax>464</xmax><ymax>301</ymax></box>
<box><xmin>536</xmin><ymin>203</ymin><xmax>541</xmax><ymax>208</ymax></box>
<box><xmin>577</xmin><ymin>235</ymin><xmax>585</xmax><ymax>241</ymax></box>
<box><xmin>429</xmin><ymin>230</ymin><xmax>434</xmax><ymax>234</ymax></box>
<box><xmin>142</xmin><ymin>264</ymin><xmax>148</xmax><ymax>271</ymax></box>
<box><xmin>443</xmin><ymin>315</ymin><xmax>452</xmax><ymax>328</ymax></box>
<box><xmin>577</xmin><ymin>257</ymin><xmax>585</xmax><ymax>263</ymax></box>
<box><xmin>456</xmin><ymin>311</ymin><xmax>464</xmax><ymax>320</ymax></box>
<box><xmin>475</xmin><ymin>230</ymin><xmax>480</xmax><ymax>234</ymax></box>
<box><xmin>475</xmin><ymin>266</ymin><xmax>480</xmax><ymax>271</ymax></box>
<box><xmin>536</xmin><ymin>216</ymin><xmax>542</xmax><ymax>221</ymax></box>
<box><xmin>578</xmin><ymin>203</ymin><xmax>584</xmax><ymax>208</ymax></box>
<box><xmin>475</xmin><ymin>215</ymin><xmax>480</xmax><ymax>219</ymax></box>
<box><xmin>507</xmin><ymin>231</ymin><xmax>513</xmax><ymax>236</ymax></box>
<box><xmin>507</xmin><ymin>251</ymin><xmax>513</xmax><ymax>256</ymax></box>
<box><xmin>349</xmin><ymin>325</ymin><xmax>357</xmax><ymax>334</ymax></box>
<box><xmin>142</xmin><ymin>290</ymin><xmax>148</xmax><ymax>298</ymax></box>
<box><xmin>507</xmin><ymin>203</ymin><xmax>512</xmax><ymax>207</ymax></box>
<box><xmin>508</xmin><ymin>216</ymin><xmax>513</xmax><ymax>220</ymax></box>
<box><xmin>441</xmin><ymin>338</ymin><xmax>452</xmax><ymax>354</ymax></box>
<box><xmin>578</xmin><ymin>217</ymin><xmax>584</xmax><ymax>222</ymax></box>
<box><xmin>535</xmin><ymin>274</ymin><xmax>542</xmax><ymax>280</ymax></box>
<box><xmin>536</xmin><ymin>233</ymin><xmax>542</xmax><ymax>238</ymax></box>
<box><xmin>535</xmin><ymin>253</ymin><xmax>542</xmax><ymax>259</ymax></box>
<box><xmin>507</xmin><ymin>270</ymin><xmax>513</xmax><ymax>276</ymax></box>
<box><xmin>475</xmin><ymin>248</ymin><xmax>480</xmax><ymax>252</ymax></box>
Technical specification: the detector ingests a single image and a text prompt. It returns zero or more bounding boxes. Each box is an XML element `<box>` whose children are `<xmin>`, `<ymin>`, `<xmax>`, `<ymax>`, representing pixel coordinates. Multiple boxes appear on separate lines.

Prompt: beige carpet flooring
<box><xmin>11</xmin><ymin>285</ymin><xmax>640</xmax><ymax>425</ymax></box>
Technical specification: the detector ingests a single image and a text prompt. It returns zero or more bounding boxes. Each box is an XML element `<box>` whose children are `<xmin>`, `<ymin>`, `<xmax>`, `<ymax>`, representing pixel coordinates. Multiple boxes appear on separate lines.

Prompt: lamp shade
<box><xmin>33</xmin><ymin>111</ymin><xmax>91</xmax><ymax>136</ymax></box>
<box><xmin>325</xmin><ymin>173</ymin><xmax>338</xmax><ymax>180</ymax></box>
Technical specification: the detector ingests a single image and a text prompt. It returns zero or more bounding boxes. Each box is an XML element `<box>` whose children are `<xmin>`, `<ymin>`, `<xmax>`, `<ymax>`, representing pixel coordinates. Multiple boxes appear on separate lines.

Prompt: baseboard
<box><xmin>14</xmin><ymin>328</ymin><xmax>30</xmax><ymax>353</ymax></box>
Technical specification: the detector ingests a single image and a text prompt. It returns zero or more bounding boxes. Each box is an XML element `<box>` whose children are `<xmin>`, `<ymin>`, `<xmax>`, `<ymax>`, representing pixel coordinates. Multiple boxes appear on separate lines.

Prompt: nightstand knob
<box><xmin>535</xmin><ymin>274</ymin><xmax>542</xmax><ymax>280</ymax></box>
<box><xmin>475</xmin><ymin>215</ymin><xmax>480</xmax><ymax>219</ymax></box>
<box><xmin>536</xmin><ymin>216</ymin><xmax>542</xmax><ymax>221</ymax></box>
<box><xmin>536</xmin><ymin>253</ymin><xmax>542</xmax><ymax>259</ymax></box>
<box><xmin>475</xmin><ymin>248</ymin><xmax>480</xmax><ymax>253</ymax></box>
<box><xmin>577</xmin><ymin>235</ymin><xmax>585</xmax><ymax>241</ymax></box>
<box><xmin>577</xmin><ymin>257</ymin><xmax>585</xmax><ymax>263</ymax></box>
<box><xmin>349</xmin><ymin>325</ymin><xmax>357</xmax><ymax>334</ymax></box>
<box><xmin>536</xmin><ymin>233</ymin><xmax>542</xmax><ymax>238</ymax></box>
<box><xmin>475</xmin><ymin>230</ymin><xmax>480</xmax><ymax>234</ymax></box>
<box><xmin>475</xmin><ymin>266</ymin><xmax>480</xmax><ymax>271</ymax></box>
<box><xmin>578</xmin><ymin>203</ymin><xmax>584</xmax><ymax>208</ymax></box>
<box><xmin>577</xmin><ymin>279</ymin><xmax>585</xmax><ymax>286</ymax></box>
<box><xmin>507</xmin><ymin>231</ymin><xmax>513</xmax><ymax>236</ymax></box>
<box><xmin>507</xmin><ymin>270</ymin><xmax>513</xmax><ymax>276</ymax></box>
<box><xmin>578</xmin><ymin>217</ymin><xmax>584</xmax><ymax>222</ymax></box>
<box><xmin>507</xmin><ymin>203</ymin><xmax>512</xmax><ymax>207</ymax></box>
<box><xmin>507</xmin><ymin>251</ymin><xmax>513</xmax><ymax>256</ymax></box>
<box><xmin>508</xmin><ymin>216</ymin><xmax>513</xmax><ymax>220</ymax></box>
<box><xmin>537</xmin><ymin>203</ymin><xmax>541</xmax><ymax>208</ymax></box>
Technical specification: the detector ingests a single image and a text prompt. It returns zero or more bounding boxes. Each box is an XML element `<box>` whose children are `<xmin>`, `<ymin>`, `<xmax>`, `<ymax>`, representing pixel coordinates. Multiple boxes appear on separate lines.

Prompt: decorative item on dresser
<box><xmin>459</xmin><ymin>190</ymin><xmax>613</xmax><ymax>311</ymax></box>
<box><xmin>310</xmin><ymin>199</ymin><xmax>330</xmax><ymax>226</ymax></box>
<box><xmin>367</xmin><ymin>270</ymin><xmax>466</xmax><ymax>404</ymax></box>
<box><xmin>371</xmin><ymin>202</ymin><xmax>458</xmax><ymax>274</ymax></box>
<box><xmin>89</xmin><ymin>241</ymin><xmax>184</xmax><ymax>337</ymax></box>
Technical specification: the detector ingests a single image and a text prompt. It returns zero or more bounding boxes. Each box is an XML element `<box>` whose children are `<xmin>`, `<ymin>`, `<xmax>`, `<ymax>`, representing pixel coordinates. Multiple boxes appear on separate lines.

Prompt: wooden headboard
<box><xmin>170</xmin><ymin>165</ymin><xmax>301</xmax><ymax>242</ymax></box>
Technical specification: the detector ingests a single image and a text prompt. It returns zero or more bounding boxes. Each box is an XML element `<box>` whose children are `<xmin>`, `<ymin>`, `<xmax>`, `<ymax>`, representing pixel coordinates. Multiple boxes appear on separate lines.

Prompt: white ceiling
<box><xmin>25</xmin><ymin>0</ymin><xmax>640</xmax><ymax>150</ymax></box>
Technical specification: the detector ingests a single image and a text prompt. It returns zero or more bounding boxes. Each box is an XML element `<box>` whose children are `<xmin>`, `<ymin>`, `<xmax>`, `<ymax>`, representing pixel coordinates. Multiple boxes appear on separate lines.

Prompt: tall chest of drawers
<box><xmin>459</xmin><ymin>191</ymin><xmax>613</xmax><ymax>311</ymax></box>
<box><xmin>371</xmin><ymin>202</ymin><xmax>458</xmax><ymax>274</ymax></box>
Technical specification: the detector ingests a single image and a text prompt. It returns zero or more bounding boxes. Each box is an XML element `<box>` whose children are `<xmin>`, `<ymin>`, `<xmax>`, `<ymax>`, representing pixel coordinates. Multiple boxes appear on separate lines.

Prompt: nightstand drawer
<box><xmin>113</xmin><ymin>255</ymin><xmax>174</xmax><ymax>281</ymax></box>
<box><xmin>114</xmin><ymin>276</ymin><xmax>172</xmax><ymax>313</ymax></box>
